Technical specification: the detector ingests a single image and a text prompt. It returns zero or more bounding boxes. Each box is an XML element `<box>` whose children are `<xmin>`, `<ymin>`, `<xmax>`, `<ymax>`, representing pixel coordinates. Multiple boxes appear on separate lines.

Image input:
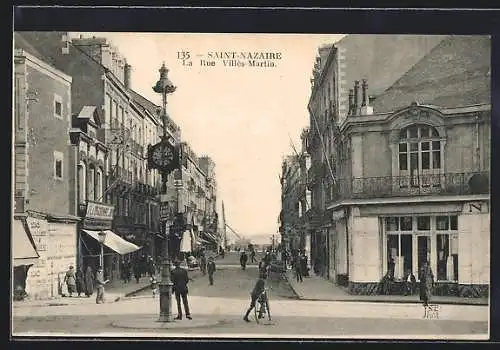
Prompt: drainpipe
<box><xmin>344</xmin><ymin>207</ymin><xmax>350</xmax><ymax>284</ymax></box>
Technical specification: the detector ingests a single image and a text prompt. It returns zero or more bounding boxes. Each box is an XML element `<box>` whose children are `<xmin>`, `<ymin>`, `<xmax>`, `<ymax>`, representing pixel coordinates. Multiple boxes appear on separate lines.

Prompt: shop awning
<box><xmin>83</xmin><ymin>229</ymin><xmax>141</xmax><ymax>255</ymax></box>
<box><xmin>13</xmin><ymin>219</ymin><xmax>40</xmax><ymax>267</ymax></box>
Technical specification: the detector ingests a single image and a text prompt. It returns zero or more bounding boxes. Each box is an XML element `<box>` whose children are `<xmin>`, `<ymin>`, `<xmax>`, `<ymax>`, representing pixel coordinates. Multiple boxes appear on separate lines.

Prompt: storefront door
<box><xmin>415</xmin><ymin>235</ymin><xmax>431</xmax><ymax>281</ymax></box>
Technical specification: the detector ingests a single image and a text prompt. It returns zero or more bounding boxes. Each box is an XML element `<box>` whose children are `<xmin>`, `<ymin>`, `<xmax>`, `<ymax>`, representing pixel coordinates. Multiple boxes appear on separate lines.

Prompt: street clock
<box><xmin>147</xmin><ymin>139</ymin><xmax>180</xmax><ymax>173</ymax></box>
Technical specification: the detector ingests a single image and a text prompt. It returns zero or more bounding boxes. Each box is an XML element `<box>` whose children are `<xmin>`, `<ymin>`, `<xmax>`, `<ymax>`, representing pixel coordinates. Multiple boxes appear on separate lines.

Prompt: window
<box><xmin>417</xmin><ymin>216</ymin><xmax>430</xmax><ymax>231</ymax></box>
<box><xmin>54</xmin><ymin>94</ymin><xmax>63</xmax><ymax>119</ymax></box>
<box><xmin>78</xmin><ymin>162</ymin><xmax>87</xmax><ymax>203</ymax></box>
<box><xmin>398</xmin><ymin>124</ymin><xmax>441</xmax><ymax>188</ymax></box>
<box><xmin>105</xmin><ymin>94</ymin><xmax>112</xmax><ymax>126</ymax></box>
<box><xmin>95</xmin><ymin>168</ymin><xmax>103</xmax><ymax>201</ymax></box>
<box><xmin>385</xmin><ymin>217</ymin><xmax>413</xmax><ymax>279</ymax></box>
<box><xmin>88</xmin><ymin>165</ymin><xmax>95</xmax><ymax>201</ymax></box>
<box><xmin>436</xmin><ymin>215</ymin><xmax>459</xmax><ymax>281</ymax></box>
<box><xmin>54</xmin><ymin>151</ymin><xmax>63</xmax><ymax>179</ymax></box>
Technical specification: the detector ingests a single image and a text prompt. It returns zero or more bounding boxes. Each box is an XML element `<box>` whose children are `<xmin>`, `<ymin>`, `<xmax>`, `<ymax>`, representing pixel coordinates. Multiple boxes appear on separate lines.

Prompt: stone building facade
<box><xmin>293</xmin><ymin>34</ymin><xmax>490</xmax><ymax>297</ymax></box>
<box><xmin>13</xmin><ymin>44</ymin><xmax>79</xmax><ymax>299</ymax></box>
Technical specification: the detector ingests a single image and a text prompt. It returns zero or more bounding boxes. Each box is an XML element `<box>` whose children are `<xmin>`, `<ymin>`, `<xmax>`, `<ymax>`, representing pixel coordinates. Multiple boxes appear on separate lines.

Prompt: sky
<box><xmin>76</xmin><ymin>32</ymin><xmax>345</xmax><ymax>240</ymax></box>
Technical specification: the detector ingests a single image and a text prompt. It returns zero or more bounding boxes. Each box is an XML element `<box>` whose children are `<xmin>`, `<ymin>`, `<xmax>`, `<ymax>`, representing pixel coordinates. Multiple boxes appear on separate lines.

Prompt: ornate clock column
<box><xmin>149</xmin><ymin>62</ymin><xmax>177</xmax><ymax>323</ymax></box>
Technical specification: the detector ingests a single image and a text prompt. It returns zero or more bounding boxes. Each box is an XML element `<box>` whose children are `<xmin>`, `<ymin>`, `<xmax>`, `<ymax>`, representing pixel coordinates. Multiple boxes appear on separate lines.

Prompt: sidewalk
<box><xmin>13</xmin><ymin>276</ymin><xmax>152</xmax><ymax>309</ymax></box>
<box><xmin>286</xmin><ymin>271</ymin><xmax>488</xmax><ymax>306</ymax></box>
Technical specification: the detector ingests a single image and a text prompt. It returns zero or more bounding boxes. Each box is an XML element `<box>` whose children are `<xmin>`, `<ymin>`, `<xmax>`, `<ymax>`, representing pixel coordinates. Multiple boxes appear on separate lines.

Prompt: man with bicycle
<box><xmin>243</xmin><ymin>275</ymin><xmax>267</xmax><ymax>322</ymax></box>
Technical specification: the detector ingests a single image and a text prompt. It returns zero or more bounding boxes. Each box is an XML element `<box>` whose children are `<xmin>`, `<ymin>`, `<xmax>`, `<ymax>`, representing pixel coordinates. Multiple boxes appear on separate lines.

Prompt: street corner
<box><xmin>110</xmin><ymin>315</ymin><xmax>229</xmax><ymax>330</ymax></box>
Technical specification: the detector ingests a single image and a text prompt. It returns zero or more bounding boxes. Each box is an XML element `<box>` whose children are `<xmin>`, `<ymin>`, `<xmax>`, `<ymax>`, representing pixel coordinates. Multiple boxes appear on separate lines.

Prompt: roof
<box><xmin>334</xmin><ymin>34</ymin><xmax>449</xmax><ymax>97</ymax></box>
<box><xmin>14</xmin><ymin>32</ymin><xmax>56</xmax><ymax>68</ymax></box>
<box><xmin>372</xmin><ymin>35</ymin><xmax>491</xmax><ymax>113</ymax></box>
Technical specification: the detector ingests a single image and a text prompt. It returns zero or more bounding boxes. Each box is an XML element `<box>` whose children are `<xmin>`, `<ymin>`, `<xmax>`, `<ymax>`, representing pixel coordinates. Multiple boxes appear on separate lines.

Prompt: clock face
<box><xmin>152</xmin><ymin>144</ymin><xmax>174</xmax><ymax>167</ymax></box>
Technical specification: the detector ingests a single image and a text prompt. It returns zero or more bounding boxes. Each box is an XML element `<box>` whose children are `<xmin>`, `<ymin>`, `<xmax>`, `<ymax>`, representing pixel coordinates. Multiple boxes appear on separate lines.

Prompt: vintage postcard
<box><xmin>11</xmin><ymin>28</ymin><xmax>490</xmax><ymax>340</ymax></box>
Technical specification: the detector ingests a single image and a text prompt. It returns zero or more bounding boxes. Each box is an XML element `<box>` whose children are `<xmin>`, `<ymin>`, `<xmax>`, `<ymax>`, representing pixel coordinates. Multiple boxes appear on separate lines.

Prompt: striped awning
<box><xmin>83</xmin><ymin>229</ymin><xmax>141</xmax><ymax>255</ymax></box>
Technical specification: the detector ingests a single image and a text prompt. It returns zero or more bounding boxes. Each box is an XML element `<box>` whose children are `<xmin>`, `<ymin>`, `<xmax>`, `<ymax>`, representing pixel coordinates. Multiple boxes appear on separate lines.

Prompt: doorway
<box><xmin>416</xmin><ymin>235</ymin><xmax>431</xmax><ymax>280</ymax></box>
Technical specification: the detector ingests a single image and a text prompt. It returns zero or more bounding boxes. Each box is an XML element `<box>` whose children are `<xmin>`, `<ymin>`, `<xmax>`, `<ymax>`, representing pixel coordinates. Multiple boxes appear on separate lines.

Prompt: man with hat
<box><xmin>95</xmin><ymin>265</ymin><xmax>108</xmax><ymax>304</ymax></box>
<box><xmin>170</xmin><ymin>259</ymin><xmax>192</xmax><ymax>320</ymax></box>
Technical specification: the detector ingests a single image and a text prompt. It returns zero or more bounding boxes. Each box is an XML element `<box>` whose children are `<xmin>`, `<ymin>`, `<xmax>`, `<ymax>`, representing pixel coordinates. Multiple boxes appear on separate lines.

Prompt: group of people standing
<box><xmin>63</xmin><ymin>265</ymin><xmax>107</xmax><ymax>303</ymax></box>
<box><xmin>121</xmin><ymin>255</ymin><xmax>157</xmax><ymax>284</ymax></box>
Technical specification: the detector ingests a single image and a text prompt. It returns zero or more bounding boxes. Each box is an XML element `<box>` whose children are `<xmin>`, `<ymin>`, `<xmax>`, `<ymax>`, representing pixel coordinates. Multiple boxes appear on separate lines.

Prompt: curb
<box><xmin>284</xmin><ymin>274</ymin><xmax>488</xmax><ymax>306</ymax></box>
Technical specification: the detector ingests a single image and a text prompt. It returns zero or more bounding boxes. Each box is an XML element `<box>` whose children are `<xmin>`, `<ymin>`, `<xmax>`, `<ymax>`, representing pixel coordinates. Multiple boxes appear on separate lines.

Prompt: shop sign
<box><xmin>85</xmin><ymin>201</ymin><xmax>114</xmax><ymax>221</ymax></box>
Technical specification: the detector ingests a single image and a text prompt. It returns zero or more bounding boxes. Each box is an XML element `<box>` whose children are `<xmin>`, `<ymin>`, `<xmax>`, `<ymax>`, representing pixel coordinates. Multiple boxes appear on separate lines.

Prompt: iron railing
<box><xmin>327</xmin><ymin>171</ymin><xmax>489</xmax><ymax>204</ymax></box>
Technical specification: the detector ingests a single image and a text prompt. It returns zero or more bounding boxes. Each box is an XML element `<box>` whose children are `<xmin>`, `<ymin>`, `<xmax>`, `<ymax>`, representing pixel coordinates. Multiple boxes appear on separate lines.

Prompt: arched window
<box><xmin>78</xmin><ymin>161</ymin><xmax>87</xmax><ymax>203</ymax></box>
<box><xmin>88</xmin><ymin>165</ymin><xmax>95</xmax><ymax>201</ymax></box>
<box><xmin>398</xmin><ymin>124</ymin><xmax>442</xmax><ymax>188</ymax></box>
<box><xmin>95</xmin><ymin>168</ymin><xmax>103</xmax><ymax>201</ymax></box>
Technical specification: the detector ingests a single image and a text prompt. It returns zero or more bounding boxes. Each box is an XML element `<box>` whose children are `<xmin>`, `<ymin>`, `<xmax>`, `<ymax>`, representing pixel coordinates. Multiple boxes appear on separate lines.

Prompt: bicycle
<box><xmin>254</xmin><ymin>287</ymin><xmax>272</xmax><ymax>324</ymax></box>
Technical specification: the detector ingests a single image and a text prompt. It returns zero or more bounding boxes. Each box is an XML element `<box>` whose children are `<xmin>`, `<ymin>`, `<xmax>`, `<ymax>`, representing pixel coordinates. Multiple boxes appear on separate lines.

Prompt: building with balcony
<box><xmin>305</xmin><ymin>34</ymin><xmax>474</xmax><ymax>284</ymax></box>
<box><xmin>14</xmin><ymin>32</ymin><xmax>163</xmax><ymax>283</ymax></box>
<box><xmin>13</xmin><ymin>40</ymin><xmax>79</xmax><ymax>300</ymax></box>
<box><xmin>326</xmin><ymin>35</ymin><xmax>490</xmax><ymax>297</ymax></box>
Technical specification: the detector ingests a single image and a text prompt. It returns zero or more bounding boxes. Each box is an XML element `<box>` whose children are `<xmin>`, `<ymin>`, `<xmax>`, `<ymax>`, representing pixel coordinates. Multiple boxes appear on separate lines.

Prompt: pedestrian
<box><xmin>84</xmin><ymin>265</ymin><xmax>94</xmax><ymax>297</ymax></box>
<box><xmin>300</xmin><ymin>251</ymin><xmax>309</xmax><ymax>277</ymax></box>
<box><xmin>75</xmin><ymin>266</ymin><xmax>84</xmax><ymax>297</ymax></box>
<box><xmin>200</xmin><ymin>254</ymin><xmax>207</xmax><ymax>276</ymax></box>
<box><xmin>95</xmin><ymin>265</ymin><xmax>108</xmax><ymax>304</ymax></box>
<box><xmin>294</xmin><ymin>258</ymin><xmax>303</xmax><ymax>283</ymax></box>
<box><xmin>404</xmin><ymin>269</ymin><xmax>417</xmax><ymax>296</ymax></box>
<box><xmin>243</xmin><ymin>275</ymin><xmax>267</xmax><ymax>322</ymax></box>
<box><xmin>207</xmin><ymin>256</ymin><xmax>216</xmax><ymax>286</ymax></box>
<box><xmin>64</xmin><ymin>266</ymin><xmax>77</xmax><ymax>297</ymax></box>
<box><xmin>150</xmin><ymin>275</ymin><xmax>158</xmax><ymax>298</ymax></box>
<box><xmin>419</xmin><ymin>261</ymin><xmax>434</xmax><ymax>307</ymax></box>
<box><xmin>133</xmin><ymin>261</ymin><xmax>141</xmax><ymax>283</ymax></box>
<box><xmin>171</xmin><ymin>259</ymin><xmax>192</xmax><ymax>320</ymax></box>
<box><xmin>240</xmin><ymin>251</ymin><xmax>248</xmax><ymax>270</ymax></box>
<box><xmin>250</xmin><ymin>250</ymin><xmax>256</xmax><ymax>263</ymax></box>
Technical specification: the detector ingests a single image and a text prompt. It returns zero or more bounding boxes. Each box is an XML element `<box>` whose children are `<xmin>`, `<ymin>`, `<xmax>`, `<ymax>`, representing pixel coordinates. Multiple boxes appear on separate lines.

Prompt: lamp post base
<box><xmin>158</xmin><ymin>259</ymin><xmax>174</xmax><ymax>323</ymax></box>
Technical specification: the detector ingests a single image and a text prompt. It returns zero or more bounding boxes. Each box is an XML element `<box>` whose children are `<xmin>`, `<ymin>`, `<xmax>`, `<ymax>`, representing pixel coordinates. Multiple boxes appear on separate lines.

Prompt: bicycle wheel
<box><xmin>265</xmin><ymin>299</ymin><xmax>271</xmax><ymax>321</ymax></box>
<box><xmin>254</xmin><ymin>304</ymin><xmax>261</xmax><ymax>324</ymax></box>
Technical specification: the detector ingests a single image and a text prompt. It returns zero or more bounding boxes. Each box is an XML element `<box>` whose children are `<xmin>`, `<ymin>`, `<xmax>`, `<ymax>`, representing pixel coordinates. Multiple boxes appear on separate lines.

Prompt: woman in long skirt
<box><xmin>84</xmin><ymin>265</ymin><xmax>94</xmax><ymax>297</ymax></box>
<box><xmin>75</xmin><ymin>267</ymin><xmax>84</xmax><ymax>297</ymax></box>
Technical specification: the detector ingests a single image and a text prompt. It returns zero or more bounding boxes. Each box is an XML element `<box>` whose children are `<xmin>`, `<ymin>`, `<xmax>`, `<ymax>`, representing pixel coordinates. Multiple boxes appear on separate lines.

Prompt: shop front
<box><xmin>79</xmin><ymin>201</ymin><xmax>140</xmax><ymax>282</ymax></box>
<box><xmin>344</xmin><ymin>198</ymin><xmax>490</xmax><ymax>297</ymax></box>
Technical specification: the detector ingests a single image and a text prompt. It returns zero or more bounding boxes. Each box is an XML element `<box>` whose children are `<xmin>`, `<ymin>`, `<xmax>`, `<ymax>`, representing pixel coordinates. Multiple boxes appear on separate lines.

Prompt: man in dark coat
<box><xmin>207</xmin><ymin>256</ymin><xmax>216</xmax><ymax>286</ymax></box>
<box><xmin>240</xmin><ymin>251</ymin><xmax>248</xmax><ymax>270</ymax></box>
<box><xmin>171</xmin><ymin>260</ymin><xmax>192</xmax><ymax>320</ymax></box>
<box><xmin>419</xmin><ymin>261</ymin><xmax>434</xmax><ymax>306</ymax></box>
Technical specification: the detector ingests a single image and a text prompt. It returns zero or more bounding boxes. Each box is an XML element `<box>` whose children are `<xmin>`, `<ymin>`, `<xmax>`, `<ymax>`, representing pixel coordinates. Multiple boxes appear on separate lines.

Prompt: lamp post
<box><xmin>152</xmin><ymin>62</ymin><xmax>177</xmax><ymax>323</ymax></box>
<box><xmin>97</xmin><ymin>231</ymin><xmax>107</xmax><ymax>270</ymax></box>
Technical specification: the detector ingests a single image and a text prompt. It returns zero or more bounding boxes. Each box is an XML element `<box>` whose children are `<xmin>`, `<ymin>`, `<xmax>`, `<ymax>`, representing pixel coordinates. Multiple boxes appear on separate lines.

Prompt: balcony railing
<box><xmin>327</xmin><ymin>171</ymin><xmax>489</xmax><ymax>204</ymax></box>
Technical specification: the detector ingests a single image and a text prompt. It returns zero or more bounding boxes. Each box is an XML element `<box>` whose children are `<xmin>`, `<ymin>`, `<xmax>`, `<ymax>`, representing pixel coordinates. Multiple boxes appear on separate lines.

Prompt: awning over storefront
<box><xmin>13</xmin><ymin>219</ymin><xmax>40</xmax><ymax>267</ymax></box>
<box><xmin>82</xmin><ymin>229</ymin><xmax>141</xmax><ymax>255</ymax></box>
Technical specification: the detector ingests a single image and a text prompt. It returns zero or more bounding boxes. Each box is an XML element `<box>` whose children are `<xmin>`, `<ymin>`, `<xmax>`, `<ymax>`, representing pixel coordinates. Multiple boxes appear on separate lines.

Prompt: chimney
<box><xmin>348</xmin><ymin>89</ymin><xmax>354</xmax><ymax>116</ymax></box>
<box><xmin>353</xmin><ymin>80</ymin><xmax>360</xmax><ymax>115</ymax></box>
<box><xmin>361</xmin><ymin>79</ymin><xmax>368</xmax><ymax>107</ymax></box>
<box><xmin>360</xmin><ymin>79</ymin><xmax>374</xmax><ymax>115</ymax></box>
<box><xmin>124</xmin><ymin>63</ymin><xmax>132</xmax><ymax>89</ymax></box>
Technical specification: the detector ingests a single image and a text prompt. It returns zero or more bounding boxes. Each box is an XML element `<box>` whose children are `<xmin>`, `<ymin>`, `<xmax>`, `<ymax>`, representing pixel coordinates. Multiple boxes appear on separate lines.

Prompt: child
<box><xmin>150</xmin><ymin>276</ymin><xmax>158</xmax><ymax>298</ymax></box>
<box><xmin>207</xmin><ymin>256</ymin><xmax>216</xmax><ymax>285</ymax></box>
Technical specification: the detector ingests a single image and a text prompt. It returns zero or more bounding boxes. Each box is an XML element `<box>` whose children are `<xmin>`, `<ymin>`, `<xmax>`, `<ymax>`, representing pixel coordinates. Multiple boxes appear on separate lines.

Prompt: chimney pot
<box><xmin>124</xmin><ymin>64</ymin><xmax>132</xmax><ymax>89</ymax></box>
<box><xmin>348</xmin><ymin>89</ymin><xmax>354</xmax><ymax>116</ymax></box>
<box><xmin>353</xmin><ymin>81</ymin><xmax>360</xmax><ymax>115</ymax></box>
<box><xmin>362</xmin><ymin>79</ymin><xmax>368</xmax><ymax>107</ymax></box>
